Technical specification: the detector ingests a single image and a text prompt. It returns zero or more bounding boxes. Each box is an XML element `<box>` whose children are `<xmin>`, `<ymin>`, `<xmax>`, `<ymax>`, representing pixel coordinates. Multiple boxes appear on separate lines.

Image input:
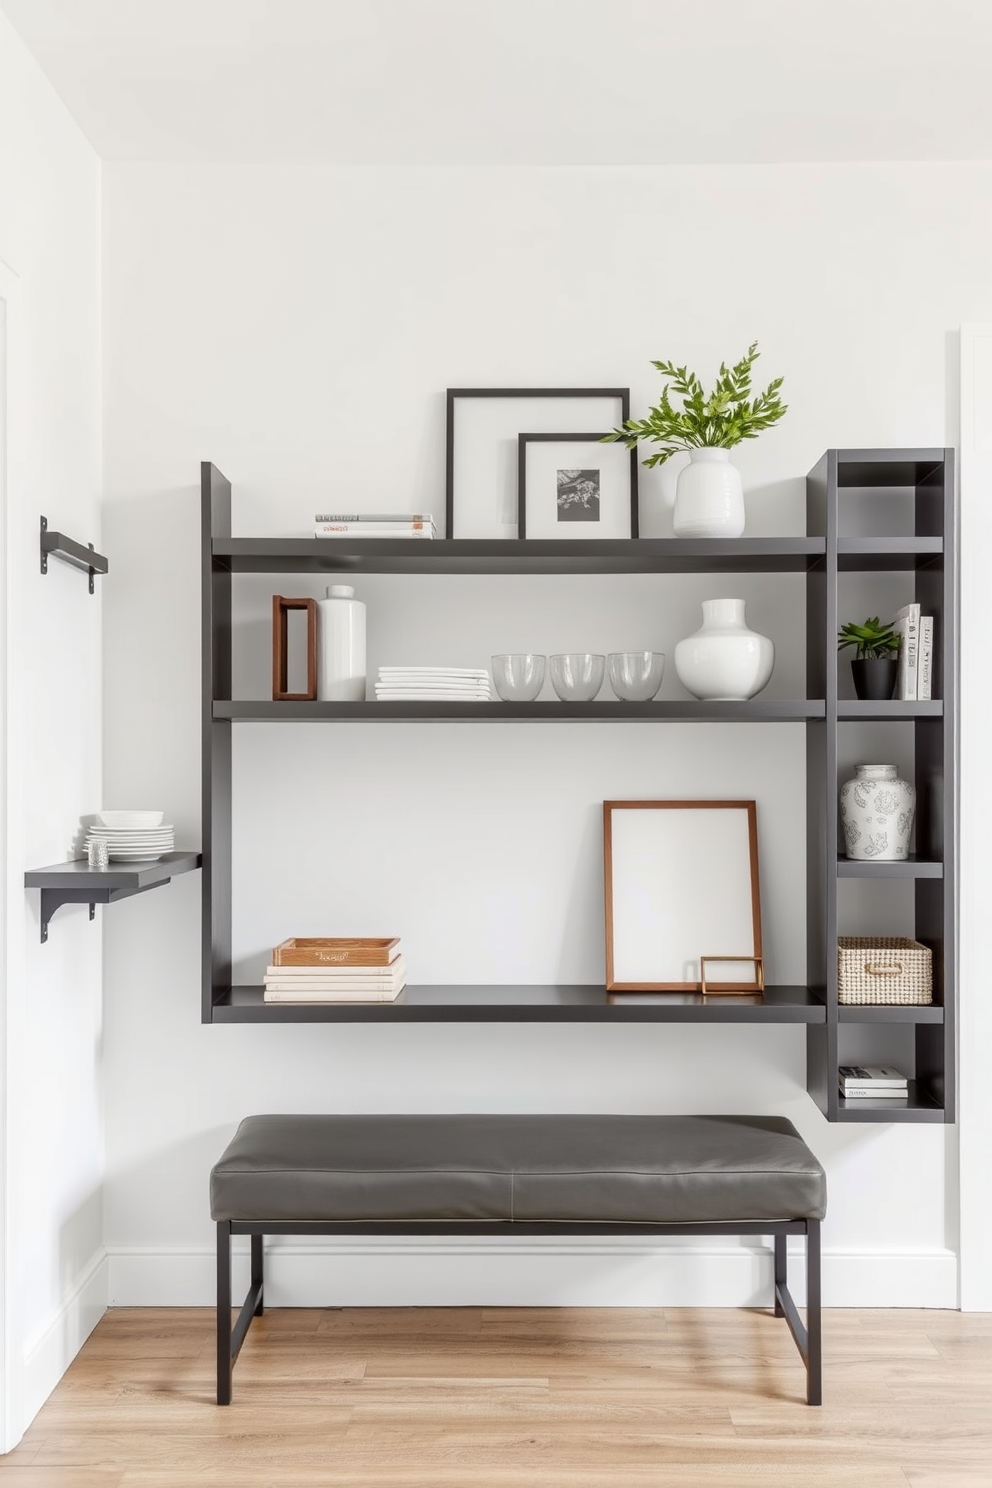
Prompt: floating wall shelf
<box><xmin>25</xmin><ymin>852</ymin><xmax>202</xmax><ymax>942</ymax></box>
<box><xmin>40</xmin><ymin>516</ymin><xmax>109</xmax><ymax>594</ymax></box>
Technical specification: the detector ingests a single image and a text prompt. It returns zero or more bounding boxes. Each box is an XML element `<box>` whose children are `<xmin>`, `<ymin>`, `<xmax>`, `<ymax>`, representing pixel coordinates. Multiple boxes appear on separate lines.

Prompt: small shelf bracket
<box><xmin>40</xmin><ymin>515</ymin><xmax>108</xmax><ymax>595</ymax></box>
<box><xmin>38</xmin><ymin>882</ymin><xmax>162</xmax><ymax>943</ymax></box>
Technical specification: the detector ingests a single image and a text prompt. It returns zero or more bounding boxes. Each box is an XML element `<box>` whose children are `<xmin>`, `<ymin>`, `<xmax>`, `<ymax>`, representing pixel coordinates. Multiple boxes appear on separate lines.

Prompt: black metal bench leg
<box><xmin>773</xmin><ymin>1232</ymin><xmax>787</xmax><ymax>1317</ymax></box>
<box><xmin>806</xmin><ymin>1218</ymin><xmax>822</xmax><ymax>1406</ymax></box>
<box><xmin>251</xmin><ymin>1232</ymin><xmax>264</xmax><ymax>1316</ymax></box>
<box><xmin>217</xmin><ymin>1221</ymin><xmax>232</xmax><ymax>1406</ymax></box>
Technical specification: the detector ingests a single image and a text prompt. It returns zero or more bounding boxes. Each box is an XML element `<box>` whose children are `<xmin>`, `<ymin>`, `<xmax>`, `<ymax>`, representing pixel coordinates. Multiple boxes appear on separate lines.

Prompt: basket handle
<box><xmin>865</xmin><ymin>962</ymin><xmax>903</xmax><ymax>976</ymax></box>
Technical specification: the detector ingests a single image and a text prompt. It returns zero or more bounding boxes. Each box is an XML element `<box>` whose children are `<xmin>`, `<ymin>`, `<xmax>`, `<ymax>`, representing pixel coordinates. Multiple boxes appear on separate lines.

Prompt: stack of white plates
<box><xmin>375</xmin><ymin>666</ymin><xmax>492</xmax><ymax>701</ymax></box>
<box><xmin>87</xmin><ymin>810</ymin><xmax>174</xmax><ymax>862</ymax></box>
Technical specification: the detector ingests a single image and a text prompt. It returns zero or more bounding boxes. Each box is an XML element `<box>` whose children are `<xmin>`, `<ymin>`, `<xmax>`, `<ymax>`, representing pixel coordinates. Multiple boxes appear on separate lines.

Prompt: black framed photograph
<box><xmin>517</xmin><ymin>433</ymin><xmax>638</xmax><ymax>540</ymax></box>
<box><xmin>445</xmin><ymin>387</ymin><xmax>631</xmax><ymax>538</ymax></box>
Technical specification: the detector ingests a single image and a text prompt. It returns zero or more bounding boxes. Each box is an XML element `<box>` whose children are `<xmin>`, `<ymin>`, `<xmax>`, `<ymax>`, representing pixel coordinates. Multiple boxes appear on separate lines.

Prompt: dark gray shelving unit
<box><xmin>805</xmin><ymin>447</ymin><xmax>955</xmax><ymax>1124</ymax></box>
<box><xmin>201</xmin><ymin>451</ymin><xmax>956</xmax><ymax>1125</ymax></box>
<box><xmin>25</xmin><ymin>852</ymin><xmax>202</xmax><ymax>942</ymax></box>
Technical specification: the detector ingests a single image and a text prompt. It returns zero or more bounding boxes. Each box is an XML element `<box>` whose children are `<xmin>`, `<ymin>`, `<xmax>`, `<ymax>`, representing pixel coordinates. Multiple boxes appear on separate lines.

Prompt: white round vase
<box><xmin>674</xmin><ymin>598</ymin><xmax>774</xmax><ymax>701</ymax></box>
<box><xmin>839</xmin><ymin>764</ymin><xmax>915</xmax><ymax>861</ymax></box>
<box><xmin>673</xmin><ymin>448</ymin><xmax>746</xmax><ymax>538</ymax></box>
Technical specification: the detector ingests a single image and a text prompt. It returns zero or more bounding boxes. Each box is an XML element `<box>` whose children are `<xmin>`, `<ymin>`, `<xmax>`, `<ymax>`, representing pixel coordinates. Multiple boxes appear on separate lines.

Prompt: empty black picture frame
<box><xmin>445</xmin><ymin>387</ymin><xmax>631</xmax><ymax>539</ymax></box>
<box><xmin>517</xmin><ymin>432</ymin><xmax>639</xmax><ymax>540</ymax></box>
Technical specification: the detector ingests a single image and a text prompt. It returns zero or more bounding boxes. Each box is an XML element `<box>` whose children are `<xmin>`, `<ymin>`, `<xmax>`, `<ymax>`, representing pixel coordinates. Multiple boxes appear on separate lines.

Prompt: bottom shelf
<box><xmin>836</xmin><ymin>1081</ymin><xmax>945</xmax><ymax>1124</ymax></box>
<box><xmin>210</xmin><ymin>984</ymin><xmax>826</xmax><ymax>1024</ymax></box>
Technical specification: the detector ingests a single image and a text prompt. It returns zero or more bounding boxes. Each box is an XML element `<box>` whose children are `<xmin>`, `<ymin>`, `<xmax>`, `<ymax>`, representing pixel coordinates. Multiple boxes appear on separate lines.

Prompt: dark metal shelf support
<box><xmin>39</xmin><ymin>880</ymin><xmax>162</xmax><ymax>943</ymax></box>
<box><xmin>40</xmin><ymin>515</ymin><xmax>108</xmax><ymax>594</ymax></box>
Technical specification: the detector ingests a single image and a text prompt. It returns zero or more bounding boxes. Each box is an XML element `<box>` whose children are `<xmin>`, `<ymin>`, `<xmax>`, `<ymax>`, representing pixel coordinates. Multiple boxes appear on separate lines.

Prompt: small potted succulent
<box><xmin>602</xmin><ymin>341</ymin><xmax>787</xmax><ymax>538</ymax></box>
<box><xmin>837</xmin><ymin>616</ymin><xmax>900</xmax><ymax>700</ymax></box>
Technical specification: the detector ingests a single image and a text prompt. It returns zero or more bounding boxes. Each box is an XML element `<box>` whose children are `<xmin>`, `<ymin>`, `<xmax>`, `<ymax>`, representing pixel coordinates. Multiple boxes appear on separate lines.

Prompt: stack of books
<box><xmin>839</xmin><ymin>1064</ymin><xmax>909</xmax><ymax>1100</ymax></box>
<box><xmin>314</xmin><ymin>512</ymin><xmax>436</xmax><ymax>540</ymax></box>
<box><xmin>894</xmin><ymin>603</ymin><xmax>935</xmax><ymax>700</ymax></box>
<box><xmin>375</xmin><ymin>666</ymin><xmax>492</xmax><ymax>701</ymax></box>
<box><xmin>263</xmin><ymin>937</ymin><xmax>406</xmax><ymax>1003</ymax></box>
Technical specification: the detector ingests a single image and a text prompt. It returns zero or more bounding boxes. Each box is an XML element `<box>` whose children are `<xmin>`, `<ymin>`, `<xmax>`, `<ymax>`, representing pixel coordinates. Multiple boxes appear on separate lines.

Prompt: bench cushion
<box><xmin>210</xmin><ymin>1114</ymin><xmax>826</xmax><ymax>1225</ymax></box>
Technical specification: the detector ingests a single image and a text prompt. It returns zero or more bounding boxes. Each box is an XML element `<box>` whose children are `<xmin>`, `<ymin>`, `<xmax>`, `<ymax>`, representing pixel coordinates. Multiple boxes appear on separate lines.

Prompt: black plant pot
<box><xmin>850</xmin><ymin>658</ymin><xmax>898</xmax><ymax>701</ymax></box>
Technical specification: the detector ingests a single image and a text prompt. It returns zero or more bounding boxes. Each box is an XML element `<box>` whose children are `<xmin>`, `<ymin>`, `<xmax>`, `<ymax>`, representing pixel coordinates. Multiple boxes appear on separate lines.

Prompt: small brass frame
<box><xmin>700</xmin><ymin>955</ymin><xmax>765</xmax><ymax>997</ymax></box>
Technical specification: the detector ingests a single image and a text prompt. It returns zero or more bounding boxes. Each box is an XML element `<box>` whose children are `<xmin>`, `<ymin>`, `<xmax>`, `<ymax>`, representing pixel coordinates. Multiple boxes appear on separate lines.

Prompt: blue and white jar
<box><xmin>839</xmin><ymin>764</ymin><xmax>915</xmax><ymax>861</ymax></box>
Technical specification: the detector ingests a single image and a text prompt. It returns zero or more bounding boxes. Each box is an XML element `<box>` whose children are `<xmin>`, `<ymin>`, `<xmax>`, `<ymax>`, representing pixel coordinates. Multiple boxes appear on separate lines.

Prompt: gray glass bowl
<box><xmin>491</xmin><ymin>653</ymin><xmax>546</xmax><ymax>702</ymax></box>
<box><xmin>608</xmin><ymin>651</ymin><xmax>666</xmax><ymax>701</ymax></box>
<box><xmin>549</xmin><ymin>653</ymin><xmax>605</xmax><ymax>702</ymax></box>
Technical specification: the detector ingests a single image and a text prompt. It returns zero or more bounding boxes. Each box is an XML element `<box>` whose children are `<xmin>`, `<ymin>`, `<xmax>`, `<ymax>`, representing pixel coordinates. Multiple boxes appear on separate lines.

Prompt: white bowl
<box><xmin>97</xmin><ymin>810</ymin><xmax>165</xmax><ymax>829</ymax></box>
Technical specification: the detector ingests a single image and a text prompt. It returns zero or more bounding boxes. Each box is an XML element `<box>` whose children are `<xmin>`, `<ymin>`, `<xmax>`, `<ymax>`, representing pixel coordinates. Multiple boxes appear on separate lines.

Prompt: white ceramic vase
<box><xmin>316</xmin><ymin>583</ymin><xmax>366</xmax><ymax>701</ymax></box>
<box><xmin>674</xmin><ymin>598</ymin><xmax>774</xmax><ymax>701</ymax></box>
<box><xmin>673</xmin><ymin>448</ymin><xmax>745</xmax><ymax>538</ymax></box>
<box><xmin>839</xmin><ymin>764</ymin><xmax>915</xmax><ymax>861</ymax></box>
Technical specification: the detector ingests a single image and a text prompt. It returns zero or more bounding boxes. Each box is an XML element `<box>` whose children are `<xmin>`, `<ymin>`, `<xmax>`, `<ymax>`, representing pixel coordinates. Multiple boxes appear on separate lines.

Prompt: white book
<box><xmin>314</xmin><ymin>526</ymin><xmax>435</xmax><ymax>539</ymax></box>
<box><xmin>918</xmin><ymin>615</ymin><xmax>934</xmax><ymax>700</ymax></box>
<box><xmin>894</xmin><ymin>603</ymin><xmax>920</xmax><ymax>700</ymax></box>
<box><xmin>265</xmin><ymin>957</ymin><xmax>406</xmax><ymax>979</ymax></box>
<box><xmin>839</xmin><ymin>1064</ymin><xmax>908</xmax><ymax>1087</ymax></box>
<box><xmin>840</xmin><ymin>1085</ymin><xmax>908</xmax><ymax>1099</ymax></box>
<box><xmin>263</xmin><ymin>984</ymin><xmax>406</xmax><ymax>1003</ymax></box>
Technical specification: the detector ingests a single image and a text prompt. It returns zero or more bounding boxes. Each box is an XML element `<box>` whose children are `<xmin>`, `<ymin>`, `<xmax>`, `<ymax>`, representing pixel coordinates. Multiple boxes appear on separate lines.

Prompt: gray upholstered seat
<box><xmin>210</xmin><ymin>1113</ymin><xmax>826</xmax><ymax>1225</ymax></box>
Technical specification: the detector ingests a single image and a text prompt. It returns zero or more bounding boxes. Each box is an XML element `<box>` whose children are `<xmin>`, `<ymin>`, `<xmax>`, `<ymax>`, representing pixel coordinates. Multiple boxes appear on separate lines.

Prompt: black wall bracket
<box><xmin>38</xmin><ymin>881</ymin><xmax>161</xmax><ymax>943</ymax></box>
<box><xmin>40</xmin><ymin>515</ymin><xmax>108</xmax><ymax>594</ymax></box>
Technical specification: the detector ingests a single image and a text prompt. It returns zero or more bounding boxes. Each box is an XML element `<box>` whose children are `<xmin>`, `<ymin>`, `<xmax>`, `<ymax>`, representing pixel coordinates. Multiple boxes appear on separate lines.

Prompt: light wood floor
<box><xmin>2</xmin><ymin>1306</ymin><xmax>991</xmax><ymax>1486</ymax></box>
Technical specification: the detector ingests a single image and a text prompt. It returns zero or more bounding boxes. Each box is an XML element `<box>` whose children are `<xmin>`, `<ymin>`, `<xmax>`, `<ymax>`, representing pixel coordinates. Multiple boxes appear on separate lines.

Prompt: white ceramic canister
<box><xmin>317</xmin><ymin>584</ymin><xmax>366</xmax><ymax>701</ymax></box>
<box><xmin>839</xmin><ymin>763</ymin><xmax>916</xmax><ymax>861</ymax></box>
<box><xmin>674</xmin><ymin>597</ymin><xmax>774</xmax><ymax>701</ymax></box>
<box><xmin>673</xmin><ymin>448</ymin><xmax>746</xmax><ymax>538</ymax></box>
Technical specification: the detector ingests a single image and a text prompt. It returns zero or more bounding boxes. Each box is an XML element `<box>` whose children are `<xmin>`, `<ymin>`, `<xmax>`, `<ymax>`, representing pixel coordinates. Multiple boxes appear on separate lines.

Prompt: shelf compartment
<box><xmin>214</xmin><ymin>700</ymin><xmax>827</xmax><ymax>724</ymax></box>
<box><xmin>210</xmin><ymin>983</ymin><xmax>827</xmax><ymax>1024</ymax></box>
<box><xmin>213</xmin><ymin>536</ymin><xmax>825</xmax><ymax>577</ymax></box>
<box><xmin>836</xmin><ymin>537</ymin><xmax>943</xmax><ymax>571</ymax></box>
<box><xmin>838</xmin><ymin>700</ymin><xmax>942</xmax><ymax>720</ymax></box>
<box><xmin>834</xmin><ymin>450</ymin><xmax>946</xmax><ymax>487</ymax></box>
<box><xmin>836</xmin><ymin>1080</ymin><xmax>945</xmax><ymax>1123</ymax></box>
<box><xmin>836</xmin><ymin>856</ymin><xmax>943</xmax><ymax>879</ymax></box>
<box><xmin>24</xmin><ymin>852</ymin><xmax>202</xmax><ymax>942</ymax></box>
<box><xmin>838</xmin><ymin>1004</ymin><xmax>943</xmax><ymax>1024</ymax></box>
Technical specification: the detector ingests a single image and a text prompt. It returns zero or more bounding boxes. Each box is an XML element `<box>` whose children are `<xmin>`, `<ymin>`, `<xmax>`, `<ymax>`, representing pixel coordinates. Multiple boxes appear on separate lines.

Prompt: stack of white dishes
<box><xmin>86</xmin><ymin>810</ymin><xmax>174</xmax><ymax>862</ymax></box>
<box><xmin>375</xmin><ymin>666</ymin><xmax>492</xmax><ymax>701</ymax></box>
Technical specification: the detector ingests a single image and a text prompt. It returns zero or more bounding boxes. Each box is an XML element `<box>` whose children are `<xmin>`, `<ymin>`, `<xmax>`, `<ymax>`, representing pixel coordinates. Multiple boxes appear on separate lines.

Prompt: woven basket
<box><xmin>837</xmin><ymin>937</ymin><xmax>933</xmax><ymax>1005</ymax></box>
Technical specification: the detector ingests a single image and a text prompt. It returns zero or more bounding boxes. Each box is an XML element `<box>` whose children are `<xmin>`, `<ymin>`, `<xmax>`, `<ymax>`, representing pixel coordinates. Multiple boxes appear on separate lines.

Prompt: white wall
<box><xmin>0</xmin><ymin>7</ymin><xmax>104</xmax><ymax>1446</ymax></box>
<box><xmin>101</xmin><ymin>161</ymin><xmax>990</xmax><ymax>1310</ymax></box>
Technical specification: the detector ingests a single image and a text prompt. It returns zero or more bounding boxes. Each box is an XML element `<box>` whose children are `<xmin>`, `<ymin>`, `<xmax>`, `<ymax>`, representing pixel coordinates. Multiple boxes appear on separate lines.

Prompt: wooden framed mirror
<box><xmin>603</xmin><ymin>800</ymin><xmax>763</xmax><ymax>993</ymax></box>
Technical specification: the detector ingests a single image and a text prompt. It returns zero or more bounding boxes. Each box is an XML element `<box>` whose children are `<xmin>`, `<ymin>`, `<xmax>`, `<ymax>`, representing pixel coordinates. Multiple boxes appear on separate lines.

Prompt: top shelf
<box><xmin>212</xmin><ymin>537</ymin><xmax>825</xmax><ymax>576</ymax></box>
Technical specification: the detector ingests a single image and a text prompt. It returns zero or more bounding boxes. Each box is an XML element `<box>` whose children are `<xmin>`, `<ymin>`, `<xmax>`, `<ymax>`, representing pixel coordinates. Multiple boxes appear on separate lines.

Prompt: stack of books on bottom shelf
<box><xmin>839</xmin><ymin>1065</ymin><xmax>908</xmax><ymax>1100</ymax></box>
<box><xmin>263</xmin><ymin>937</ymin><xmax>406</xmax><ymax>1003</ymax></box>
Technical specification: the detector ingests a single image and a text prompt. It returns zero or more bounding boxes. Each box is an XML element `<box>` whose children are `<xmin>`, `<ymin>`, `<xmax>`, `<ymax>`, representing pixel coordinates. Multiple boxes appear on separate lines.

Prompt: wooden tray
<box><xmin>272</xmin><ymin>937</ymin><xmax>401</xmax><ymax>967</ymax></box>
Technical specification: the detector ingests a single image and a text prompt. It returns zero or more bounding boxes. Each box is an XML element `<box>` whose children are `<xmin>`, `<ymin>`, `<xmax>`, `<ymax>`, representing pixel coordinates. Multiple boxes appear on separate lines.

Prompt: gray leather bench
<box><xmin>210</xmin><ymin>1113</ymin><xmax>826</xmax><ymax>1405</ymax></box>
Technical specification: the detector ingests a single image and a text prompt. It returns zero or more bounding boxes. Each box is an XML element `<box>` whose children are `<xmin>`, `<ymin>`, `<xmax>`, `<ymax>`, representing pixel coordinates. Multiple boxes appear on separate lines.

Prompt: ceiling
<box><xmin>3</xmin><ymin>0</ymin><xmax>990</xmax><ymax>165</ymax></box>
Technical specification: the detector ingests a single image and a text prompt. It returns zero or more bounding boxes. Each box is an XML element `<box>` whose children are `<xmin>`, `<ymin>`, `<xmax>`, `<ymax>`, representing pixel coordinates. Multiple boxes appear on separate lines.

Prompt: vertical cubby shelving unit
<box><xmin>201</xmin><ymin>449</ymin><xmax>956</xmax><ymax>1124</ymax></box>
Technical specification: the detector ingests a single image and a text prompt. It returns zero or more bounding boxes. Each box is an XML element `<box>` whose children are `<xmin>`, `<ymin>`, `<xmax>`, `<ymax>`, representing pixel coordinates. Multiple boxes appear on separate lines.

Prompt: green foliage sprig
<box><xmin>837</xmin><ymin>617</ymin><xmax>900</xmax><ymax>661</ymax></box>
<box><xmin>602</xmin><ymin>341</ymin><xmax>787</xmax><ymax>467</ymax></box>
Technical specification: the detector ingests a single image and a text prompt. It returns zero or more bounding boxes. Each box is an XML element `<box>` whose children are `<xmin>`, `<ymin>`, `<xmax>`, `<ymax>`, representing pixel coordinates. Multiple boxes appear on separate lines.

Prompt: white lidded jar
<box><xmin>839</xmin><ymin>763</ymin><xmax>915</xmax><ymax>861</ymax></box>
<box><xmin>317</xmin><ymin>584</ymin><xmax>366</xmax><ymax>701</ymax></box>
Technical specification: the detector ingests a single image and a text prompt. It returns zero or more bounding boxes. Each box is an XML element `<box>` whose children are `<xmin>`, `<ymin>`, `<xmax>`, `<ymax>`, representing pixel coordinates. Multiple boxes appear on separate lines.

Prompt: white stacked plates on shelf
<box><xmin>85</xmin><ymin>822</ymin><xmax>175</xmax><ymax>862</ymax></box>
<box><xmin>375</xmin><ymin>665</ymin><xmax>492</xmax><ymax>701</ymax></box>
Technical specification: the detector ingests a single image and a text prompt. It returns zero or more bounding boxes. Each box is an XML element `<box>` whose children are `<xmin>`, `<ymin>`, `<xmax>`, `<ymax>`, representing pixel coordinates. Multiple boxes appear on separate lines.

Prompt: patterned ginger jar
<box><xmin>839</xmin><ymin>763</ymin><xmax>915</xmax><ymax>861</ymax></box>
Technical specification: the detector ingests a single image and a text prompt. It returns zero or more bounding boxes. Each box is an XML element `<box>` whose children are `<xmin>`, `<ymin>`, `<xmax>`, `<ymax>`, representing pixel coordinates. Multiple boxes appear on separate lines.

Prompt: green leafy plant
<box><xmin>602</xmin><ymin>341</ymin><xmax>787</xmax><ymax>467</ymax></box>
<box><xmin>837</xmin><ymin>617</ymin><xmax>900</xmax><ymax>660</ymax></box>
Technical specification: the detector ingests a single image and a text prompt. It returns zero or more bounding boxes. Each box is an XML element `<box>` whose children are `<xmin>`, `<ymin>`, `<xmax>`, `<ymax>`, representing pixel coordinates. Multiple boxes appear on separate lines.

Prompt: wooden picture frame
<box><xmin>272</xmin><ymin>595</ymin><xmax>318</xmax><ymax>701</ymax></box>
<box><xmin>603</xmin><ymin>800</ymin><xmax>763</xmax><ymax>993</ymax></box>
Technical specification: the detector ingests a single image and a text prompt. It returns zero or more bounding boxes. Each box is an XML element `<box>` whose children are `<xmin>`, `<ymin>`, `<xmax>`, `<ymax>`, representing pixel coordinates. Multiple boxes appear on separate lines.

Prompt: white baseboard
<box><xmin>108</xmin><ymin>1239</ymin><xmax>959</xmax><ymax>1311</ymax></box>
<box><xmin>21</xmin><ymin>1249</ymin><xmax>108</xmax><ymax>1433</ymax></box>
